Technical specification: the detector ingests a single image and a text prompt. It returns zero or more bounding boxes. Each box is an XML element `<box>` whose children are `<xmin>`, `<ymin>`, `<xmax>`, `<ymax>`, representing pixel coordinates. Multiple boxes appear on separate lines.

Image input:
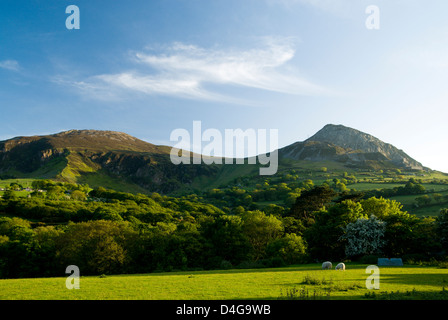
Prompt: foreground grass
<box><xmin>1</xmin><ymin>263</ymin><xmax>448</xmax><ymax>300</ymax></box>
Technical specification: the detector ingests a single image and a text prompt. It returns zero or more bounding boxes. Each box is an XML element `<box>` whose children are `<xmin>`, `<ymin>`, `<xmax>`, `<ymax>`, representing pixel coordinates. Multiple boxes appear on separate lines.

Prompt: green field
<box><xmin>1</xmin><ymin>263</ymin><xmax>448</xmax><ymax>300</ymax></box>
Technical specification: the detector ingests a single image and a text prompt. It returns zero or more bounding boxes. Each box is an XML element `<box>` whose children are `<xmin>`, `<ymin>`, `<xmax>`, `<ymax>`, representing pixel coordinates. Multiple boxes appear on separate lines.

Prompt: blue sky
<box><xmin>1</xmin><ymin>0</ymin><xmax>448</xmax><ymax>172</ymax></box>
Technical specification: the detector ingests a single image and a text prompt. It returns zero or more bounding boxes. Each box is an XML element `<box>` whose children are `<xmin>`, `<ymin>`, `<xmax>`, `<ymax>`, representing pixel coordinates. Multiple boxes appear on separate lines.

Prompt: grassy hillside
<box><xmin>1</xmin><ymin>263</ymin><xmax>448</xmax><ymax>300</ymax></box>
<box><xmin>1</xmin><ymin>129</ymin><xmax>447</xmax><ymax>196</ymax></box>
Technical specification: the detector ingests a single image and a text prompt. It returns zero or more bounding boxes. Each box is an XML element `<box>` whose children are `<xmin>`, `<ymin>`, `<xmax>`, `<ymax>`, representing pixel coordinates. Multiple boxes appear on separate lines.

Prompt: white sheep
<box><xmin>335</xmin><ymin>263</ymin><xmax>345</xmax><ymax>271</ymax></box>
<box><xmin>322</xmin><ymin>261</ymin><xmax>332</xmax><ymax>270</ymax></box>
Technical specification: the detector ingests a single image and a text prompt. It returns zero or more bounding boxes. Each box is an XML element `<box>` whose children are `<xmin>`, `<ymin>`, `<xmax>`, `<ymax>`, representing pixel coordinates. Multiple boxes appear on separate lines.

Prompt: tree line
<box><xmin>0</xmin><ymin>182</ymin><xmax>447</xmax><ymax>278</ymax></box>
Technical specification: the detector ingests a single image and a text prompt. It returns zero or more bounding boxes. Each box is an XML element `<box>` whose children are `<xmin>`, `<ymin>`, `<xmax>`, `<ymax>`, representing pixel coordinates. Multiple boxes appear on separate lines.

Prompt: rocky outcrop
<box><xmin>280</xmin><ymin>124</ymin><xmax>424</xmax><ymax>170</ymax></box>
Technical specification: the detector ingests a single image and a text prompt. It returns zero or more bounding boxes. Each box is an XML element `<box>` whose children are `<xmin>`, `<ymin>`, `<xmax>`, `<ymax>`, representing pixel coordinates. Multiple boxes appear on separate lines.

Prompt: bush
<box><xmin>341</xmin><ymin>215</ymin><xmax>386</xmax><ymax>257</ymax></box>
<box><xmin>236</xmin><ymin>260</ymin><xmax>264</xmax><ymax>269</ymax></box>
<box><xmin>220</xmin><ymin>260</ymin><xmax>233</xmax><ymax>270</ymax></box>
<box><xmin>360</xmin><ymin>254</ymin><xmax>381</xmax><ymax>264</ymax></box>
<box><xmin>402</xmin><ymin>253</ymin><xmax>429</xmax><ymax>264</ymax></box>
<box><xmin>263</xmin><ymin>257</ymin><xmax>286</xmax><ymax>268</ymax></box>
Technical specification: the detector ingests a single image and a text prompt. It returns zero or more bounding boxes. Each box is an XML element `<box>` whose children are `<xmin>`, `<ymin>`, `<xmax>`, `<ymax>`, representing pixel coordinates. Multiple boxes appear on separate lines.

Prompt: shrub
<box><xmin>360</xmin><ymin>254</ymin><xmax>381</xmax><ymax>264</ymax></box>
<box><xmin>341</xmin><ymin>215</ymin><xmax>386</xmax><ymax>257</ymax></box>
<box><xmin>220</xmin><ymin>260</ymin><xmax>233</xmax><ymax>270</ymax></box>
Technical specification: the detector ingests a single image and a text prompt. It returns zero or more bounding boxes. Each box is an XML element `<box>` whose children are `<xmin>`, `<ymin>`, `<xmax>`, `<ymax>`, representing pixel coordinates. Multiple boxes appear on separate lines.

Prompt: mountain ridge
<box><xmin>0</xmin><ymin>125</ymin><xmax>431</xmax><ymax>193</ymax></box>
<box><xmin>0</xmin><ymin>129</ymin><xmax>218</xmax><ymax>193</ymax></box>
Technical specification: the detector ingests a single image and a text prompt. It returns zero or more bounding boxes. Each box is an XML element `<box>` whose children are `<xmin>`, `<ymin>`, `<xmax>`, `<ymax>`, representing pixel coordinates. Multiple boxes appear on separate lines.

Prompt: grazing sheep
<box><xmin>335</xmin><ymin>263</ymin><xmax>345</xmax><ymax>271</ymax></box>
<box><xmin>322</xmin><ymin>261</ymin><xmax>332</xmax><ymax>270</ymax></box>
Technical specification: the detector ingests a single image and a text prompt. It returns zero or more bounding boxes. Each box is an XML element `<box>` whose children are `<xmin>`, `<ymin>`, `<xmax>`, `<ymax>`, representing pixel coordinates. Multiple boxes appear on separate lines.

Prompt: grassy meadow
<box><xmin>1</xmin><ymin>263</ymin><xmax>448</xmax><ymax>300</ymax></box>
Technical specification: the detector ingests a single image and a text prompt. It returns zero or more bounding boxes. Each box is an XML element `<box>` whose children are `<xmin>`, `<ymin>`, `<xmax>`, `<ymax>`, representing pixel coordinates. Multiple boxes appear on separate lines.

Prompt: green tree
<box><xmin>0</xmin><ymin>217</ymin><xmax>36</xmax><ymax>278</ymax></box>
<box><xmin>71</xmin><ymin>190</ymin><xmax>87</xmax><ymax>201</ymax></box>
<box><xmin>335</xmin><ymin>182</ymin><xmax>347</xmax><ymax>192</ymax></box>
<box><xmin>46</xmin><ymin>186</ymin><xmax>65</xmax><ymax>200</ymax></box>
<box><xmin>433</xmin><ymin>193</ymin><xmax>443</xmax><ymax>203</ymax></box>
<box><xmin>359</xmin><ymin>197</ymin><xmax>428</xmax><ymax>256</ymax></box>
<box><xmin>241</xmin><ymin>210</ymin><xmax>283</xmax><ymax>261</ymax></box>
<box><xmin>305</xmin><ymin>200</ymin><xmax>365</xmax><ymax>260</ymax></box>
<box><xmin>436</xmin><ymin>209</ymin><xmax>448</xmax><ymax>252</ymax></box>
<box><xmin>380</xmin><ymin>213</ymin><xmax>420</xmax><ymax>256</ymax></box>
<box><xmin>93</xmin><ymin>206</ymin><xmax>124</xmax><ymax>221</ymax></box>
<box><xmin>360</xmin><ymin>197</ymin><xmax>407</xmax><ymax>219</ymax></box>
<box><xmin>2</xmin><ymin>188</ymin><xmax>17</xmax><ymax>201</ymax></box>
<box><xmin>56</xmin><ymin>220</ymin><xmax>134</xmax><ymax>275</ymax></box>
<box><xmin>201</xmin><ymin>215</ymin><xmax>251</xmax><ymax>267</ymax></box>
<box><xmin>288</xmin><ymin>185</ymin><xmax>336</xmax><ymax>223</ymax></box>
<box><xmin>415</xmin><ymin>195</ymin><xmax>432</xmax><ymax>207</ymax></box>
<box><xmin>266</xmin><ymin>233</ymin><xmax>307</xmax><ymax>264</ymax></box>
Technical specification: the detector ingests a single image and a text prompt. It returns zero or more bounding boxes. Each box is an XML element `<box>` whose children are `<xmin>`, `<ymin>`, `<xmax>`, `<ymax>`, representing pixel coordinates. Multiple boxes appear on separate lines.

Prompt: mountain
<box><xmin>0</xmin><ymin>130</ymin><xmax>218</xmax><ymax>193</ymax></box>
<box><xmin>279</xmin><ymin>124</ymin><xmax>424</xmax><ymax>170</ymax></box>
<box><xmin>0</xmin><ymin>125</ymin><xmax>428</xmax><ymax>194</ymax></box>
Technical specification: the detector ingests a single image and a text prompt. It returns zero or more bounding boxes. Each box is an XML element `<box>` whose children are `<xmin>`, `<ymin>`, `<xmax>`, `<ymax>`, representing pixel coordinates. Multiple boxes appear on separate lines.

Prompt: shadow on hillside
<box><xmin>380</xmin><ymin>271</ymin><xmax>448</xmax><ymax>287</ymax></box>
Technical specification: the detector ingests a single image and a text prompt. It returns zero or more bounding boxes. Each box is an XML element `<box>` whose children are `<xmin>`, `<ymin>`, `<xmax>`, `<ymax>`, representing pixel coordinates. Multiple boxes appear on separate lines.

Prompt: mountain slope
<box><xmin>279</xmin><ymin>124</ymin><xmax>424</xmax><ymax>170</ymax></box>
<box><xmin>0</xmin><ymin>130</ymin><xmax>218</xmax><ymax>193</ymax></box>
<box><xmin>0</xmin><ymin>125</ymin><xmax>429</xmax><ymax>194</ymax></box>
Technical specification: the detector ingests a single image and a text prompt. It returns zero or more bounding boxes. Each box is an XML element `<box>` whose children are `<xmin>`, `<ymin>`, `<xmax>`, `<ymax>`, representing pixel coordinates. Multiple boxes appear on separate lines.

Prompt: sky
<box><xmin>1</xmin><ymin>0</ymin><xmax>448</xmax><ymax>172</ymax></box>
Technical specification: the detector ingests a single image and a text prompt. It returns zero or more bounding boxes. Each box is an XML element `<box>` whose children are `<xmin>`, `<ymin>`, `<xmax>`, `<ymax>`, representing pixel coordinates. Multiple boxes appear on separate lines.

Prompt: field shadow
<box><xmin>112</xmin><ymin>264</ymin><xmax>342</xmax><ymax>278</ymax></box>
<box><xmin>380</xmin><ymin>272</ymin><xmax>448</xmax><ymax>287</ymax></box>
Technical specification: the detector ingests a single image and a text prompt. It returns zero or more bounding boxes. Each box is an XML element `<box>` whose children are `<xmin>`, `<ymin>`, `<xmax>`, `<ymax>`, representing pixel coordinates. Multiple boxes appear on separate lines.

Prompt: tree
<box><xmin>436</xmin><ymin>209</ymin><xmax>448</xmax><ymax>252</ymax></box>
<box><xmin>360</xmin><ymin>197</ymin><xmax>428</xmax><ymax>256</ymax></box>
<box><xmin>288</xmin><ymin>185</ymin><xmax>336</xmax><ymax>223</ymax></box>
<box><xmin>341</xmin><ymin>215</ymin><xmax>386</xmax><ymax>257</ymax></box>
<box><xmin>93</xmin><ymin>206</ymin><xmax>124</xmax><ymax>221</ymax></box>
<box><xmin>264</xmin><ymin>204</ymin><xmax>285</xmax><ymax>216</ymax></box>
<box><xmin>241</xmin><ymin>210</ymin><xmax>283</xmax><ymax>261</ymax></box>
<box><xmin>46</xmin><ymin>186</ymin><xmax>65</xmax><ymax>200</ymax></box>
<box><xmin>9</xmin><ymin>183</ymin><xmax>22</xmax><ymax>191</ymax></box>
<box><xmin>305</xmin><ymin>200</ymin><xmax>365</xmax><ymax>260</ymax></box>
<box><xmin>201</xmin><ymin>215</ymin><xmax>251</xmax><ymax>267</ymax></box>
<box><xmin>335</xmin><ymin>182</ymin><xmax>347</xmax><ymax>192</ymax></box>
<box><xmin>71</xmin><ymin>190</ymin><xmax>87</xmax><ymax>201</ymax></box>
<box><xmin>56</xmin><ymin>220</ymin><xmax>134</xmax><ymax>275</ymax></box>
<box><xmin>415</xmin><ymin>195</ymin><xmax>432</xmax><ymax>207</ymax></box>
<box><xmin>31</xmin><ymin>180</ymin><xmax>55</xmax><ymax>191</ymax></box>
<box><xmin>433</xmin><ymin>193</ymin><xmax>443</xmax><ymax>203</ymax></box>
<box><xmin>266</xmin><ymin>233</ymin><xmax>307</xmax><ymax>264</ymax></box>
<box><xmin>380</xmin><ymin>213</ymin><xmax>421</xmax><ymax>256</ymax></box>
<box><xmin>360</xmin><ymin>197</ymin><xmax>407</xmax><ymax>219</ymax></box>
<box><xmin>1</xmin><ymin>188</ymin><xmax>17</xmax><ymax>201</ymax></box>
<box><xmin>0</xmin><ymin>217</ymin><xmax>37</xmax><ymax>278</ymax></box>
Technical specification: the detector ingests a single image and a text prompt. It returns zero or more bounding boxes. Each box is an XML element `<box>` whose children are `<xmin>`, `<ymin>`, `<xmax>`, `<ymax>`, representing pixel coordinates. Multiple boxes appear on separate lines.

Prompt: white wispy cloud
<box><xmin>66</xmin><ymin>38</ymin><xmax>330</xmax><ymax>104</ymax></box>
<box><xmin>0</xmin><ymin>60</ymin><xmax>20</xmax><ymax>72</ymax></box>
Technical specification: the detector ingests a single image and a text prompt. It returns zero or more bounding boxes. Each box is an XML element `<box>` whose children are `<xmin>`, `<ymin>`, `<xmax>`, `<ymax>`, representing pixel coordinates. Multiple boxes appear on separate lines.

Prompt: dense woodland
<box><xmin>1</xmin><ymin>178</ymin><xmax>448</xmax><ymax>279</ymax></box>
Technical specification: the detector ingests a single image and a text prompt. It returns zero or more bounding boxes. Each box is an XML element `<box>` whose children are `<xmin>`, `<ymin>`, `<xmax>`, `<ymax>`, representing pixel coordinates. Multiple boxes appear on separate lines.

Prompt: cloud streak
<box><xmin>0</xmin><ymin>60</ymin><xmax>20</xmax><ymax>72</ymax></box>
<box><xmin>68</xmin><ymin>38</ymin><xmax>330</xmax><ymax>104</ymax></box>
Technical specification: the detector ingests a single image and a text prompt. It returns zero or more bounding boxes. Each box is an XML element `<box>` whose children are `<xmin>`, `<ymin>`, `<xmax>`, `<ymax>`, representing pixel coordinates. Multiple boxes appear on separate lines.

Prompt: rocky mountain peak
<box><xmin>52</xmin><ymin>129</ymin><xmax>139</xmax><ymax>142</ymax></box>
<box><xmin>306</xmin><ymin>124</ymin><xmax>385</xmax><ymax>152</ymax></box>
<box><xmin>280</xmin><ymin>124</ymin><xmax>424</xmax><ymax>170</ymax></box>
